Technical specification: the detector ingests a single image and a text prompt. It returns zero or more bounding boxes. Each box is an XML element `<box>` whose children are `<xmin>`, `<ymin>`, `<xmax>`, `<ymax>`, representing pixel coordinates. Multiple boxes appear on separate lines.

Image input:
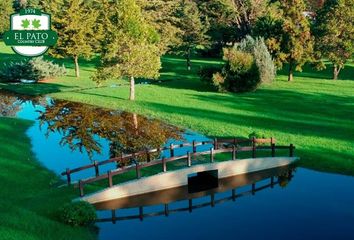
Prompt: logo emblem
<box><xmin>4</xmin><ymin>9</ymin><xmax>58</xmax><ymax>57</ymax></box>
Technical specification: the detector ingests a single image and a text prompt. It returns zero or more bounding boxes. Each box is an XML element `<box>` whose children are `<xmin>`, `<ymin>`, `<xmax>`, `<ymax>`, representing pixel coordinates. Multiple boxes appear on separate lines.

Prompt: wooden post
<box><xmin>136</xmin><ymin>163</ymin><xmax>141</xmax><ymax>179</ymax></box>
<box><xmin>187</xmin><ymin>152</ymin><xmax>191</xmax><ymax>167</ymax></box>
<box><xmin>232</xmin><ymin>189</ymin><xmax>236</xmax><ymax>201</ymax></box>
<box><xmin>232</xmin><ymin>145</ymin><xmax>236</xmax><ymax>160</ymax></box>
<box><xmin>65</xmin><ymin>168</ymin><xmax>71</xmax><ymax>185</ymax></box>
<box><xmin>108</xmin><ymin>170</ymin><xmax>113</xmax><ymax>187</ymax></box>
<box><xmin>146</xmin><ymin>151</ymin><xmax>151</xmax><ymax>162</ymax></box>
<box><xmin>188</xmin><ymin>199</ymin><xmax>192</xmax><ymax>212</ymax></box>
<box><xmin>192</xmin><ymin>140</ymin><xmax>196</xmax><ymax>153</ymax></box>
<box><xmin>111</xmin><ymin>210</ymin><xmax>116</xmax><ymax>224</ymax></box>
<box><xmin>252</xmin><ymin>137</ymin><xmax>256</xmax><ymax>158</ymax></box>
<box><xmin>233</xmin><ymin>137</ymin><xmax>237</xmax><ymax>145</ymax></box>
<box><xmin>210</xmin><ymin>147</ymin><xmax>214</xmax><ymax>163</ymax></box>
<box><xmin>271</xmin><ymin>143</ymin><xmax>276</xmax><ymax>157</ymax></box>
<box><xmin>94</xmin><ymin>161</ymin><xmax>99</xmax><ymax>177</ymax></box>
<box><xmin>139</xmin><ymin>206</ymin><xmax>143</xmax><ymax>221</ymax></box>
<box><xmin>164</xmin><ymin>204</ymin><xmax>169</xmax><ymax>216</ymax></box>
<box><xmin>289</xmin><ymin>144</ymin><xmax>294</xmax><ymax>157</ymax></box>
<box><xmin>79</xmin><ymin>180</ymin><xmax>84</xmax><ymax>197</ymax></box>
<box><xmin>214</xmin><ymin>138</ymin><xmax>218</xmax><ymax>150</ymax></box>
<box><xmin>162</xmin><ymin>157</ymin><xmax>167</xmax><ymax>172</ymax></box>
<box><xmin>270</xmin><ymin>176</ymin><xmax>274</xmax><ymax>188</ymax></box>
<box><xmin>170</xmin><ymin>144</ymin><xmax>174</xmax><ymax>157</ymax></box>
<box><xmin>252</xmin><ymin>183</ymin><xmax>256</xmax><ymax>195</ymax></box>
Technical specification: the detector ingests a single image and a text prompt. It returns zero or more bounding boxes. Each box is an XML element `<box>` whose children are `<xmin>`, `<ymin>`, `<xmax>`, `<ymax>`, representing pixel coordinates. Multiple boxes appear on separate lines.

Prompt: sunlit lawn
<box><xmin>1</xmin><ymin>41</ymin><xmax>353</xmax><ymax>176</ymax></box>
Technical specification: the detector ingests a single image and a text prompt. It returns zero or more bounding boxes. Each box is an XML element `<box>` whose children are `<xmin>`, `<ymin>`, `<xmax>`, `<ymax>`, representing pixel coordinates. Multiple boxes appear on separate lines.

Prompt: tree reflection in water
<box><xmin>38</xmin><ymin>99</ymin><xmax>184</xmax><ymax>164</ymax></box>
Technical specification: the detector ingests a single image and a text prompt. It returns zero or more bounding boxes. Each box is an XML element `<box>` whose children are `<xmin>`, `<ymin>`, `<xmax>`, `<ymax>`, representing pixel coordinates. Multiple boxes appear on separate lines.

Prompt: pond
<box><xmin>0</xmin><ymin>90</ymin><xmax>211</xmax><ymax>181</ymax></box>
<box><xmin>0</xmin><ymin>90</ymin><xmax>353</xmax><ymax>239</ymax></box>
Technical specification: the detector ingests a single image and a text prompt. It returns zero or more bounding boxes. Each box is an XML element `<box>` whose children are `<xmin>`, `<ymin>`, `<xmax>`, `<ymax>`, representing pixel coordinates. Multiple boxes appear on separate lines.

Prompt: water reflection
<box><xmin>38</xmin><ymin>99</ymin><xmax>183</xmax><ymax>161</ymax></box>
<box><xmin>95</xmin><ymin>166</ymin><xmax>295</xmax><ymax>223</ymax></box>
<box><xmin>0</xmin><ymin>90</ymin><xmax>204</xmax><ymax>179</ymax></box>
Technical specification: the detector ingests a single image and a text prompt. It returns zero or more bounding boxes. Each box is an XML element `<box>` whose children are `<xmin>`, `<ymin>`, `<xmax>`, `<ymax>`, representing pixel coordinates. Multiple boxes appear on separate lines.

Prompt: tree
<box><xmin>313</xmin><ymin>0</ymin><xmax>354</xmax><ymax>80</ymax></box>
<box><xmin>44</xmin><ymin>0</ymin><xmax>101</xmax><ymax>78</ymax></box>
<box><xmin>280</xmin><ymin>0</ymin><xmax>314</xmax><ymax>81</ymax></box>
<box><xmin>196</xmin><ymin>0</ymin><xmax>239</xmax><ymax>56</ymax></box>
<box><xmin>175</xmin><ymin>0</ymin><xmax>208</xmax><ymax>70</ymax></box>
<box><xmin>13</xmin><ymin>0</ymin><xmax>41</xmax><ymax>11</ymax></box>
<box><xmin>0</xmin><ymin>0</ymin><xmax>13</xmax><ymax>36</ymax></box>
<box><xmin>254</xmin><ymin>0</ymin><xmax>313</xmax><ymax>81</ymax></box>
<box><xmin>137</xmin><ymin>0</ymin><xmax>182</xmax><ymax>53</ymax></box>
<box><xmin>92</xmin><ymin>0</ymin><xmax>161</xmax><ymax>101</ymax></box>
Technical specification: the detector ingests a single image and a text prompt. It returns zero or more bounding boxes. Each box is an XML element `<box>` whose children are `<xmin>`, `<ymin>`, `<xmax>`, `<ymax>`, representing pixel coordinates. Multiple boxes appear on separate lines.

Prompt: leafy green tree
<box><xmin>254</xmin><ymin>0</ymin><xmax>313</xmax><ymax>81</ymax></box>
<box><xmin>93</xmin><ymin>0</ymin><xmax>161</xmax><ymax>101</ymax></box>
<box><xmin>313</xmin><ymin>0</ymin><xmax>354</xmax><ymax>80</ymax></box>
<box><xmin>175</xmin><ymin>0</ymin><xmax>208</xmax><ymax>70</ymax></box>
<box><xmin>13</xmin><ymin>0</ymin><xmax>41</xmax><ymax>11</ymax></box>
<box><xmin>44</xmin><ymin>0</ymin><xmax>101</xmax><ymax>78</ymax></box>
<box><xmin>137</xmin><ymin>0</ymin><xmax>182</xmax><ymax>53</ymax></box>
<box><xmin>0</xmin><ymin>0</ymin><xmax>13</xmax><ymax>36</ymax></box>
<box><xmin>280</xmin><ymin>0</ymin><xmax>313</xmax><ymax>81</ymax></box>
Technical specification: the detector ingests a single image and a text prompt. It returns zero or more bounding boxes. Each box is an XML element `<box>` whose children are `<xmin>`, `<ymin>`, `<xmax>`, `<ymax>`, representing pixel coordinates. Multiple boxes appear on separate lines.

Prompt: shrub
<box><xmin>211</xmin><ymin>72</ymin><xmax>226</xmax><ymax>92</ymax></box>
<box><xmin>0</xmin><ymin>61</ymin><xmax>39</xmax><ymax>82</ymax></box>
<box><xmin>0</xmin><ymin>57</ymin><xmax>66</xmax><ymax>83</ymax></box>
<box><xmin>235</xmin><ymin>35</ymin><xmax>276</xmax><ymax>83</ymax></box>
<box><xmin>29</xmin><ymin>57</ymin><xmax>67</xmax><ymax>81</ymax></box>
<box><xmin>198</xmin><ymin>65</ymin><xmax>223</xmax><ymax>84</ymax></box>
<box><xmin>58</xmin><ymin>201</ymin><xmax>97</xmax><ymax>227</ymax></box>
<box><xmin>223</xmin><ymin>49</ymin><xmax>261</xmax><ymax>92</ymax></box>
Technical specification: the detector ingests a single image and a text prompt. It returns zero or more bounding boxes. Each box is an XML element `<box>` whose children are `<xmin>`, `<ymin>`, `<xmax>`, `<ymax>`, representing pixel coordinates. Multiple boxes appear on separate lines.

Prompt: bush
<box><xmin>0</xmin><ymin>57</ymin><xmax>66</xmax><ymax>83</ymax></box>
<box><xmin>198</xmin><ymin>65</ymin><xmax>223</xmax><ymax>83</ymax></box>
<box><xmin>211</xmin><ymin>72</ymin><xmax>226</xmax><ymax>92</ymax></box>
<box><xmin>58</xmin><ymin>201</ymin><xmax>97</xmax><ymax>227</ymax></box>
<box><xmin>0</xmin><ymin>61</ymin><xmax>38</xmax><ymax>82</ymax></box>
<box><xmin>223</xmin><ymin>49</ymin><xmax>261</xmax><ymax>92</ymax></box>
<box><xmin>235</xmin><ymin>36</ymin><xmax>276</xmax><ymax>84</ymax></box>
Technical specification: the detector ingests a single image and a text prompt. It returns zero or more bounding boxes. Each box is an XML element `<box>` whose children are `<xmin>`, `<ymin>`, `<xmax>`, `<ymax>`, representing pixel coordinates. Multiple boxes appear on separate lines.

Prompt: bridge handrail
<box><xmin>76</xmin><ymin>141</ymin><xmax>295</xmax><ymax>197</ymax></box>
<box><xmin>61</xmin><ymin>137</ymin><xmax>276</xmax><ymax>185</ymax></box>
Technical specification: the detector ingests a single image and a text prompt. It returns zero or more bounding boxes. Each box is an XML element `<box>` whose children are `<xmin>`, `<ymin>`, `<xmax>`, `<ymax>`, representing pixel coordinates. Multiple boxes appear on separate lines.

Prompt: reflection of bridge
<box><xmin>70</xmin><ymin>138</ymin><xmax>297</xmax><ymax>199</ymax></box>
<box><xmin>96</xmin><ymin>166</ymin><xmax>295</xmax><ymax>223</ymax></box>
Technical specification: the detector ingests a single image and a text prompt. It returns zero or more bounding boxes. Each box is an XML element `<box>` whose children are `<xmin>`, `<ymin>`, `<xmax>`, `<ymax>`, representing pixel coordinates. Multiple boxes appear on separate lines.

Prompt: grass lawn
<box><xmin>1</xmin><ymin>42</ymin><xmax>354</xmax><ymax>176</ymax></box>
<box><xmin>0</xmin><ymin>117</ymin><xmax>96</xmax><ymax>240</ymax></box>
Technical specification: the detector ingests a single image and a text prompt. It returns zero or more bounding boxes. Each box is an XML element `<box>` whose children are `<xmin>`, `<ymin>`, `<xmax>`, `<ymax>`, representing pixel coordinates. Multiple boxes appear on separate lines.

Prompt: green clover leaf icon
<box><xmin>32</xmin><ymin>19</ymin><xmax>41</xmax><ymax>29</ymax></box>
<box><xmin>21</xmin><ymin>19</ymin><xmax>30</xmax><ymax>29</ymax></box>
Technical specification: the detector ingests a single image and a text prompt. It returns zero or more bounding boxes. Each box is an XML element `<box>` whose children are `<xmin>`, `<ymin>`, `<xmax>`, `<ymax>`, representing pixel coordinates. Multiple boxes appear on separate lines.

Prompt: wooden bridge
<box><xmin>62</xmin><ymin>137</ymin><xmax>298</xmax><ymax>200</ymax></box>
<box><xmin>95</xmin><ymin>166</ymin><xmax>295</xmax><ymax>223</ymax></box>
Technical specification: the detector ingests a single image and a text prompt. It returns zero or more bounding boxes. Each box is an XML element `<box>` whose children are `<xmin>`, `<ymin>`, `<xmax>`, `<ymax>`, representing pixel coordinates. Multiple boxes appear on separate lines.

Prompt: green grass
<box><xmin>0</xmin><ymin>117</ymin><xmax>96</xmax><ymax>240</ymax></box>
<box><xmin>0</xmin><ymin>42</ymin><xmax>353</xmax><ymax>176</ymax></box>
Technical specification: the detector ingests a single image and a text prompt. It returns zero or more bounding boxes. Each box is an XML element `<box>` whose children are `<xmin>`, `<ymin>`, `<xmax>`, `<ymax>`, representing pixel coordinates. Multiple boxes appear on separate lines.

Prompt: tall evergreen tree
<box><xmin>93</xmin><ymin>0</ymin><xmax>161</xmax><ymax>101</ymax></box>
<box><xmin>0</xmin><ymin>0</ymin><xmax>13</xmax><ymax>36</ymax></box>
<box><xmin>175</xmin><ymin>0</ymin><xmax>208</xmax><ymax>70</ymax></box>
<box><xmin>137</xmin><ymin>0</ymin><xmax>182</xmax><ymax>53</ymax></box>
<box><xmin>313</xmin><ymin>0</ymin><xmax>354</xmax><ymax>80</ymax></box>
<box><xmin>44</xmin><ymin>0</ymin><xmax>101</xmax><ymax>78</ymax></box>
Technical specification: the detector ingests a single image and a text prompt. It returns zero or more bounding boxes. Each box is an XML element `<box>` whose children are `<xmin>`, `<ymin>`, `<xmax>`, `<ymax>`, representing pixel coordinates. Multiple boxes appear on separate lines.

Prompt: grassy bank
<box><xmin>0</xmin><ymin>42</ymin><xmax>353</xmax><ymax>176</ymax></box>
<box><xmin>0</xmin><ymin>117</ymin><xmax>95</xmax><ymax>240</ymax></box>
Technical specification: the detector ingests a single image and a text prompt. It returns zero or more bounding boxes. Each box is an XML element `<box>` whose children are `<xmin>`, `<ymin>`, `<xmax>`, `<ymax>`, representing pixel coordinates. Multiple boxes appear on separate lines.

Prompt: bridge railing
<box><xmin>96</xmin><ymin>174</ymin><xmax>288</xmax><ymax>223</ymax></box>
<box><xmin>74</xmin><ymin>138</ymin><xmax>295</xmax><ymax>197</ymax></box>
<box><xmin>61</xmin><ymin>137</ymin><xmax>276</xmax><ymax>185</ymax></box>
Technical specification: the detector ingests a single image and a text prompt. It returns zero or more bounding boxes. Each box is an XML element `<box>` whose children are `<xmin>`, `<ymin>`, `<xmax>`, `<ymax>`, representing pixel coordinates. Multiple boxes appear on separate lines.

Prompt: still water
<box><xmin>0</xmin><ymin>90</ymin><xmax>353</xmax><ymax>239</ymax></box>
<box><xmin>0</xmin><ymin>90</ymin><xmax>210</xmax><ymax>180</ymax></box>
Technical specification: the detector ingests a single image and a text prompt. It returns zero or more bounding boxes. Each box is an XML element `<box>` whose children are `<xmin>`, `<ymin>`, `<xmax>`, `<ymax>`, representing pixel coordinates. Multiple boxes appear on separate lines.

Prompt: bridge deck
<box><xmin>80</xmin><ymin>156</ymin><xmax>299</xmax><ymax>204</ymax></box>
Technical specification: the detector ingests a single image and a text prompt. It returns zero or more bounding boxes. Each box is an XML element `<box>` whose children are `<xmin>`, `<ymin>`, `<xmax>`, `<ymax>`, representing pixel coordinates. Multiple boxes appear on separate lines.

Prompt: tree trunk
<box><xmin>74</xmin><ymin>56</ymin><xmax>80</xmax><ymax>78</ymax></box>
<box><xmin>333</xmin><ymin>65</ymin><xmax>341</xmax><ymax>80</ymax></box>
<box><xmin>129</xmin><ymin>76</ymin><xmax>135</xmax><ymax>101</ymax></box>
<box><xmin>186</xmin><ymin>48</ymin><xmax>191</xmax><ymax>71</ymax></box>
<box><xmin>288</xmin><ymin>61</ymin><xmax>294</xmax><ymax>82</ymax></box>
<box><xmin>133</xmin><ymin>113</ymin><xmax>138</xmax><ymax>134</ymax></box>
